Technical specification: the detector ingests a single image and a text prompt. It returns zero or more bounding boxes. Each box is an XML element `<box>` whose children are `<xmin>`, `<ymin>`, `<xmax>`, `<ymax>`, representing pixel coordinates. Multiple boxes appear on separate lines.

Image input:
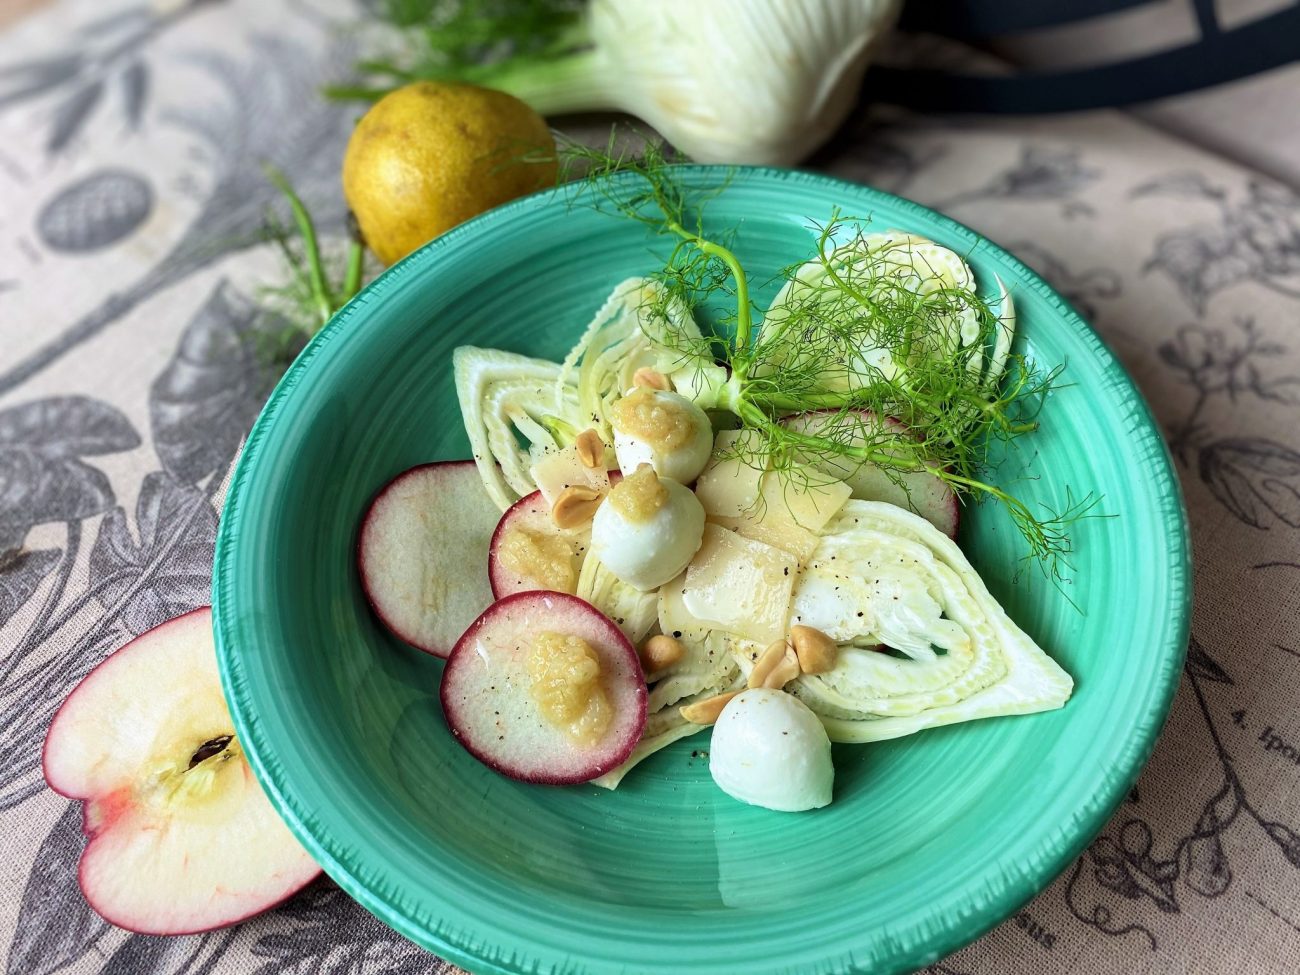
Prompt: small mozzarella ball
<box><xmin>710</xmin><ymin>689</ymin><xmax>834</xmax><ymax>812</ymax></box>
<box><xmin>611</xmin><ymin>387</ymin><xmax>713</xmax><ymax>484</ymax></box>
<box><xmin>591</xmin><ymin>466</ymin><xmax>705</xmax><ymax>591</ymax></box>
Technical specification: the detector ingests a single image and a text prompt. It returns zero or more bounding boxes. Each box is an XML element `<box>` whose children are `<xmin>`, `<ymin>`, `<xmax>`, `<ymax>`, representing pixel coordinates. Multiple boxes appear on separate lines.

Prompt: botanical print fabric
<box><xmin>2</xmin><ymin>2</ymin><xmax>1298</xmax><ymax>974</ymax></box>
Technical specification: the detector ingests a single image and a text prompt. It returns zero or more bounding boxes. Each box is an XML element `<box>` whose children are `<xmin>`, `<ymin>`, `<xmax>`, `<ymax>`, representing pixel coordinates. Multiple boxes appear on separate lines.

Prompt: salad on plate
<box><xmin>357</xmin><ymin>161</ymin><xmax>1091</xmax><ymax>812</ymax></box>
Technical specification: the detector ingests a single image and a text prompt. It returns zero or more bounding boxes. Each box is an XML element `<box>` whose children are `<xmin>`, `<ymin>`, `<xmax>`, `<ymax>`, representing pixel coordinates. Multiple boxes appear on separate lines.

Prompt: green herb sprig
<box><xmin>560</xmin><ymin>140</ymin><xmax>1104</xmax><ymax>585</ymax></box>
<box><xmin>256</xmin><ymin>166</ymin><xmax>366</xmax><ymax>362</ymax></box>
<box><xmin>325</xmin><ymin>0</ymin><xmax>588</xmax><ymax>102</ymax></box>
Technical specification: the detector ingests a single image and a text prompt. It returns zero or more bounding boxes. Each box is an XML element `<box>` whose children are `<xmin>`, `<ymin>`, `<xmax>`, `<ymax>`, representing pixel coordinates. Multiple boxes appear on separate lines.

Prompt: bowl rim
<box><xmin>213</xmin><ymin>164</ymin><xmax>1192</xmax><ymax>975</ymax></box>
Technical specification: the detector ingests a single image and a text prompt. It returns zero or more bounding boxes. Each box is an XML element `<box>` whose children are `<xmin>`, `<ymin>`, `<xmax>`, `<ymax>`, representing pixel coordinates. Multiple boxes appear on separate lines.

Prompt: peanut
<box><xmin>574</xmin><ymin>428</ymin><xmax>605</xmax><ymax>469</ymax></box>
<box><xmin>679</xmin><ymin>690</ymin><xmax>740</xmax><ymax>725</ymax></box>
<box><xmin>551</xmin><ymin>485</ymin><xmax>602</xmax><ymax>529</ymax></box>
<box><xmin>749</xmin><ymin>638</ymin><xmax>798</xmax><ymax>689</ymax></box>
<box><xmin>763</xmin><ymin>647</ymin><xmax>801</xmax><ymax>688</ymax></box>
<box><xmin>640</xmin><ymin>634</ymin><xmax>685</xmax><ymax>675</ymax></box>
<box><xmin>632</xmin><ymin>367</ymin><xmax>670</xmax><ymax>391</ymax></box>
<box><xmin>790</xmin><ymin>625</ymin><xmax>838</xmax><ymax>674</ymax></box>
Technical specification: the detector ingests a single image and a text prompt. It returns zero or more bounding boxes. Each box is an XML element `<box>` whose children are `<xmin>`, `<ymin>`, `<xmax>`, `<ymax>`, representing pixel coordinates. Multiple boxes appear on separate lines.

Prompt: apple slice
<box><xmin>489</xmin><ymin>489</ymin><xmax>591</xmax><ymax>598</ymax></box>
<box><xmin>783</xmin><ymin>410</ymin><xmax>959</xmax><ymax>538</ymax></box>
<box><xmin>489</xmin><ymin>472</ymin><xmax>622</xmax><ymax>599</ymax></box>
<box><xmin>358</xmin><ymin>460</ymin><xmax>499</xmax><ymax>657</ymax></box>
<box><xmin>441</xmin><ymin>591</ymin><xmax>647</xmax><ymax>784</ymax></box>
<box><xmin>42</xmin><ymin>608</ymin><xmax>320</xmax><ymax>935</ymax></box>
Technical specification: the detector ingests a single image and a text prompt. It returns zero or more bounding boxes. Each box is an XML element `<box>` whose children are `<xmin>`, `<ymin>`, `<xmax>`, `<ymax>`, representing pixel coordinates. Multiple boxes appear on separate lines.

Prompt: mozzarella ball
<box><xmin>611</xmin><ymin>387</ymin><xmax>713</xmax><ymax>484</ymax></box>
<box><xmin>590</xmin><ymin>465</ymin><xmax>705</xmax><ymax>591</ymax></box>
<box><xmin>710</xmin><ymin>689</ymin><xmax>834</xmax><ymax>812</ymax></box>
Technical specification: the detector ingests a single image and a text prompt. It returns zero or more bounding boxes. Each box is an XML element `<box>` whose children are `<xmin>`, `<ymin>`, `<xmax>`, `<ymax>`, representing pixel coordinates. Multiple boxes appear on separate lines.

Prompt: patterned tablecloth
<box><xmin>3</xmin><ymin>2</ymin><xmax>1300</xmax><ymax>974</ymax></box>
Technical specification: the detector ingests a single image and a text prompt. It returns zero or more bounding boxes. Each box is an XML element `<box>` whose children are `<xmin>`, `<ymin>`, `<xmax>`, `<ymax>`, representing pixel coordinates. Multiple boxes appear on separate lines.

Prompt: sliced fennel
<box><xmin>453</xmin><ymin>346</ymin><xmax>583</xmax><ymax>510</ymax></box>
<box><xmin>986</xmin><ymin>275</ymin><xmax>1015</xmax><ymax>390</ymax></box>
<box><xmin>590</xmin><ymin>720</ymin><xmax>700</xmax><ymax>791</ymax></box>
<box><xmin>593</xmin><ymin>573</ymin><xmax>746</xmax><ymax>790</ymax></box>
<box><xmin>591</xmin><ymin>671</ymin><xmax>743</xmax><ymax>790</ymax></box>
<box><xmin>787</xmin><ymin>500</ymin><xmax>1072</xmax><ymax>741</ymax></box>
<box><xmin>756</xmin><ymin>231</ymin><xmax>1007</xmax><ymax>392</ymax></box>
<box><xmin>576</xmin><ymin>552</ymin><xmax>659</xmax><ymax>644</ymax></box>
<box><xmin>652</xmin><ymin>574</ymin><xmax>750</xmax><ymax>712</ymax></box>
<box><xmin>456</xmin><ymin>281</ymin><xmax>727</xmax><ymax>512</ymax></box>
<box><xmin>558</xmin><ymin>276</ymin><xmax>726</xmax><ymax>440</ymax></box>
<box><xmin>646</xmin><ymin>647</ymin><xmax>739</xmax><ymax>714</ymax></box>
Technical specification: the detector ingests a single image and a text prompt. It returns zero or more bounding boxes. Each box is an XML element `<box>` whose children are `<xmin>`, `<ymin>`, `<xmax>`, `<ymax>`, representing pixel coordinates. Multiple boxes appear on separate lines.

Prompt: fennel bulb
<box><xmin>486</xmin><ymin>0</ymin><xmax>903</xmax><ymax>165</ymax></box>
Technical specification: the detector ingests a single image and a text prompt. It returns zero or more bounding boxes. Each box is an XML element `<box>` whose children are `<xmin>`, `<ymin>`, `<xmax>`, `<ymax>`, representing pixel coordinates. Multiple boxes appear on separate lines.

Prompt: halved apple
<box><xmin>42</xmin><ymin>608</ymin><xmax>320</xmax><ymax>935</ymax></box>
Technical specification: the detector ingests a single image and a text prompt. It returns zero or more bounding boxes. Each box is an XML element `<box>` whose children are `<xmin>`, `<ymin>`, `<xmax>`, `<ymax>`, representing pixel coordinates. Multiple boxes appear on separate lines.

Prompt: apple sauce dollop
<box><xmin>612</xmin><ymin>387</ymin><xmax>698</xmax><ymax>452</ymax></box>
<box><xmin>527</xmin><ymin>631</ymin><xmax>612</xmax><ymax>744</ymax></box>
<box><xmin>607</xmin><ymin>464</ymin><xmax>669</xmax><ymax>523</ymax></box>
<box><xmin>498</xmin><ymin>526</ymin><xmax>580</xmax><ymax>592</ymax></box>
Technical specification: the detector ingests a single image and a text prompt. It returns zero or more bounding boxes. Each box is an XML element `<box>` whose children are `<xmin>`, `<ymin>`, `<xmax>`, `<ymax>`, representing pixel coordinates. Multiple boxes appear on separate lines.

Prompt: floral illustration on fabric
<box><xmin>1136</xmin><ymin>173</ymin><xmax>1300</xmax><ymax>311</ymax></box>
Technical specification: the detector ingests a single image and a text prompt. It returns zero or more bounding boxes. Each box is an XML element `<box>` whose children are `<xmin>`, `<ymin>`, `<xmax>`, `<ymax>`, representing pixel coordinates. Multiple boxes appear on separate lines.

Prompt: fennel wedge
<box><xmin>558</xmin><ymin>275</ymin><xmax>726</xmax><ymax>439</ymax></box>
<box><xmin>453</xmin><ymin>346</ymin><xmax>579</xmax><ymax>509</ymax></box>
<box><xmin>788</xmin><ymin>500</ymin><xmax>1073</xmax><ymax>741</ymax></box>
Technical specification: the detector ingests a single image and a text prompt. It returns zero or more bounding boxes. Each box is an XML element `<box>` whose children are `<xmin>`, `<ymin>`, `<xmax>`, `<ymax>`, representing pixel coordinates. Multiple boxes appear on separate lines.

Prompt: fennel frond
<box><xmin>563</xmin><ymin>144</ymin><xmax>1104</xmax><ymax>583</ymax></box>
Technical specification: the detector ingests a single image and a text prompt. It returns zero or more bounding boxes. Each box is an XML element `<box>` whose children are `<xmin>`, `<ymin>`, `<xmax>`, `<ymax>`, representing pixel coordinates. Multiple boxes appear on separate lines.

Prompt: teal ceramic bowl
<box><xmin>213</xmin><ymin>168</ymin><xmax>1190</xmax><ymax>975</ymax></box>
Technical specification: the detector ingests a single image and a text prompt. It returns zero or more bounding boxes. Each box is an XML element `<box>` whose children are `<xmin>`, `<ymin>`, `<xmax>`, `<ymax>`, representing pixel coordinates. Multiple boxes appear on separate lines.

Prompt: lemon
<box><xmin>342</xmin><ymin>82</ymin><xmax>557</xmax><ymax>265</ymax></box>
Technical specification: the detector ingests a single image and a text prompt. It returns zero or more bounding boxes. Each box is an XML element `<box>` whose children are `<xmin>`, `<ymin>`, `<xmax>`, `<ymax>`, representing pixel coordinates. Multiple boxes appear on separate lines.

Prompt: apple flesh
<box><xmin>488</xmin><ymin>472</ymin><xmax>621</xmax><ymax>599</ymax></box>
<box><xmin>441</xmin><ymin>591</ymin><xmax>647</xmax><ymax>784</ymax></box>
<box><xmin>488</xmin><ymin>489</ymin><xmax>590</xmax><ymax>599</ymax></box>
<box><xmin>42</xmin><ymin>608</ymin><xmax>320</xmax><ymax>935</ymax></box>
<box><xmin>358</xmin><ymin>460</ymin><xmax>500</xmax><ymax>657</ymax></box>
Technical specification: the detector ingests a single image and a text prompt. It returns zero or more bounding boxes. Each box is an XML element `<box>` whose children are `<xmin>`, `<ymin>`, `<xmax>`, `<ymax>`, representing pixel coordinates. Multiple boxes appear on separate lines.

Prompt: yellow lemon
<box><xmin>342</xmin><ymin>82</ymin><xmax>557</xmax><ymax>265</ymax></box>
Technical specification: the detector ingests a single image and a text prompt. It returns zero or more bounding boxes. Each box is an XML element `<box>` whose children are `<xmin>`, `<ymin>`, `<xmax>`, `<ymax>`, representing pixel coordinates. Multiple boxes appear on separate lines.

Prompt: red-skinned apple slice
<box><xmin>783</xmin><ymin>410</ymin><xmax>959</xmax><ymax>538</ymax></box>
<box><xmin>42</xmin><ymin>608</ymin><xmax>320</xmax><ymax>935</ymax></box>
<box><xmin>441</xmin><ymin>591</ymin><xmax>647</xmax><ymax>784</ymax></box>
<box><xmin>488</xmin><ymin>472</ymin><xmax>620</xmax><ymax>599</ymax></box>
<box><xmin>358</xmin><ymin>460</ymin><xmax>499</xmax><ymax>657</ymax></box>
<box><xmin>488</xmin><ymin>489</ymin><xmax>590</xmax><ymax>599</ymax></box>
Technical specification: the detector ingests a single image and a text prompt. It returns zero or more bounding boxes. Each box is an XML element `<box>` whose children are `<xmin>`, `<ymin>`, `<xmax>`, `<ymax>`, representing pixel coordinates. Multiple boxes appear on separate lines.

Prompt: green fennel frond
<box><xmin>561</xmin><ymin>140</ymin><xmax>1104</xmax><ymax>584</ymax></box>
<box><xmin>327</xmin><ymin>0</ymin><xmax>588</xmax><ymax>102</ymax></box>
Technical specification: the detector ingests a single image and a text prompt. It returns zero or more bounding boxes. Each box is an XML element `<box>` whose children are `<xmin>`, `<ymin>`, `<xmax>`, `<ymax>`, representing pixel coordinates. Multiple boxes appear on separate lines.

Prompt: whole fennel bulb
<box><xmin>481</xmin><ymin>0</ymin><xmax>903</xmax><ymax>165</ymax></box>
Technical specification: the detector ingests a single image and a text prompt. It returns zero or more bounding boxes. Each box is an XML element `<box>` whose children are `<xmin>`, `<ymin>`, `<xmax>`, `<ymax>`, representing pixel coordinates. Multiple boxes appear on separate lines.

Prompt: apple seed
<box><xmin>188</xmin><ymin>735</ymin><xmax>234</xmax><ymax>769</ymax></box>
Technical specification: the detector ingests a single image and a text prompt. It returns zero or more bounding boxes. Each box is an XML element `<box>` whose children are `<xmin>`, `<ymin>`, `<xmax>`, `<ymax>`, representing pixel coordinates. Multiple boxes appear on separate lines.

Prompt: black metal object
<box><xmin>881</xmin><ymin>0</ymin><xmax>1300</xmax><ymax>113</ymax></box>
<box><xmin>898</xmin><ymin>0</ymin><xmax>1156</xmax><ymax>36</ymax></box>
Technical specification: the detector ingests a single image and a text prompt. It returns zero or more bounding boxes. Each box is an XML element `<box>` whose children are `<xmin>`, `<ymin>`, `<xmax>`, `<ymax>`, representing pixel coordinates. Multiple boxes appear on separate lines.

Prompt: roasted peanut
<box><xmin>632</xmin><ymin>367</ymin><xmax>670</xmax><ymax>390</ymax></box>
<box><xmin>641</xmin><ymin>634</ymin><xmax>685</xmax><ymax>674</ymax></box>
<box><xmin>763</xmin><ymin>647</ymin><xmax>801</xmax><ymax>688</ymax></box>
<box><xmin>679</xmin><ymin>690</ymin><xmax>740</xmax><ymax>725</ymax></box>
<box><xmin>749</xmin><ymin>639</ymin><xmax>793</xmax><ymax>689</ymax></box>
<box><xmin>551</xmin><ymin>485</ymin><xmax>602</xmax><ymax>528</ymax></box>
<box><xmin>574</xmin><ymin>428</ymin><xmax>606</xmax><ymax>469</ymax></box>
<box><xmin>790</xmin><ymin>624</ymin><xmax>838</xmax><ymax>674</ymax></box>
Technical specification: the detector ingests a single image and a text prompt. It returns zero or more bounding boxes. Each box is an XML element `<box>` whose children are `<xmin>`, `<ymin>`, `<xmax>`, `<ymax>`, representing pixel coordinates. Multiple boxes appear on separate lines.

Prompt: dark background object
<box><xmin>881</xmin><ymin>0</ymin><xmax>1300</xmax><ymax>112</ymax></box>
